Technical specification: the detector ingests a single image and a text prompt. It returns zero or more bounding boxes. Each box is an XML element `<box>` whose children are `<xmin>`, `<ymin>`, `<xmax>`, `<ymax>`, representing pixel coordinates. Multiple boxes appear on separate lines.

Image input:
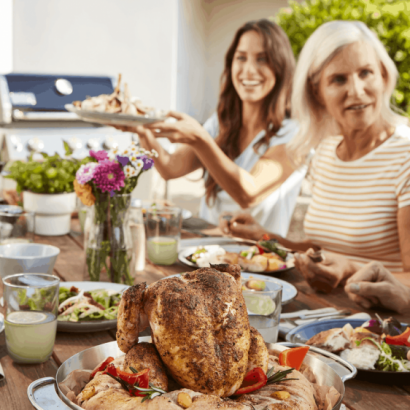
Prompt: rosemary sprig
<box><xmin>266</xmin><ymin>367</ymin><xmax>299</xmax><ymax>385</ymax></box>
<box><xmin>108</xmin><ymin>367</ymin><xmax>166</xmax><ymax>402</ymax></box>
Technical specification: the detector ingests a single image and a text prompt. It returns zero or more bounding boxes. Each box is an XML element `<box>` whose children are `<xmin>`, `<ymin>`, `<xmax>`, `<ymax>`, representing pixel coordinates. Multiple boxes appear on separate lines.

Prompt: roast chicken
<box><xmin>116</xmin><ymin>264</ymin><xmax>259</xmax><ymax>397</ymax></box>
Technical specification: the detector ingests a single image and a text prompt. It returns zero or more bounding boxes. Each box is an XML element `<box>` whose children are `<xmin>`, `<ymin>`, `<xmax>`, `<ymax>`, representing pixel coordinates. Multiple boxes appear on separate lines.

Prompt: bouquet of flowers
<box><xmin>75</xmin><ymin>143</ymin><xmax>157</xmax><ymax>285</ymax></box>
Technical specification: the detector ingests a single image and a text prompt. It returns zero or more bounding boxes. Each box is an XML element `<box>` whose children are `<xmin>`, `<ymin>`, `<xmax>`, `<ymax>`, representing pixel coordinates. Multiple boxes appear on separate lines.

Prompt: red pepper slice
<box><xmin>256</xmin><ymin>244</ymin><xmax>265</xmax><ymax>255</ymax></box>
<box><xmin>279</xmin><ymin>346</ymin><xmax>309</xmax><ymax>371</ymax></box>
<box><xmin>116</xmin><ymin>368</ymin><xmax>150</xmax><ymax>388</ymax></box>
<box><xmin>262</xmin><ymin>234</ymin><xmax>270</xmax><ymax>241</ymax></box>
<box><xmin>90</xmin><ymin>357</ymin><xmax>114</xmax><ymax>380</ymax></box>
<box><xmin>385</xmin><ymin>327</ymin><xmax>410</xmax><ymax>347</ymax></box>
<box><xmin>235</xmin><ymin>367</ymin><xmax>267</xmax><ymax>395</ymax></box>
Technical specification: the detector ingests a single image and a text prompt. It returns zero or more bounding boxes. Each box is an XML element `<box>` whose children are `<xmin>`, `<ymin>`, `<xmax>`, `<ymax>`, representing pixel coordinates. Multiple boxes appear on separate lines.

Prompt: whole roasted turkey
<box><xmin>116</xmin><ymin>264</ymin><xmax>268</xmax><ymax>397</ymax></box>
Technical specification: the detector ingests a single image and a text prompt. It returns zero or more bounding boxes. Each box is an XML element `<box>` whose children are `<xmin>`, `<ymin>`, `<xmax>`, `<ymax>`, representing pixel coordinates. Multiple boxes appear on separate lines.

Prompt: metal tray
<box><xmin>27</xmin><ymin>337</ymin><xmax>356</xmax><ymax>410</ymax></box>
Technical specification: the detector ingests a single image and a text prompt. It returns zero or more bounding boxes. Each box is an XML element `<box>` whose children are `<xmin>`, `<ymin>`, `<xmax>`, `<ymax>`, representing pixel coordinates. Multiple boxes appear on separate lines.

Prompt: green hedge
<box><xmin>275</xmin><ymin>0</ymin><xmax>410</xmax><ymax>115</ymax></box>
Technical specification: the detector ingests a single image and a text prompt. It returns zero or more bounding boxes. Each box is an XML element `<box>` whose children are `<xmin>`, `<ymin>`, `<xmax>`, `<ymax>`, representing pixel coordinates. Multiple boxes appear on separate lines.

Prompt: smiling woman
<box><xmin>112</xmin><ymin>19</ymin><xmax>304</xmax><ymax>236</ymax></box>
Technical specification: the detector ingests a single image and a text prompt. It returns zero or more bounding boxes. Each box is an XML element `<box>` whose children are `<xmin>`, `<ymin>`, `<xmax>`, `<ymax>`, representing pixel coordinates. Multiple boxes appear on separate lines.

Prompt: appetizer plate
<box><xmin>57</xmin><ymin>281</ymin><xmax>128</xmax><ymax>333</ymax></box>
<box><xmin>286</xmin><ymin>318</ymin><xmax>410</xmax><ymax>385</ymax></box>
<box><xmin>164</xmin><ymin>271</ymin><xmax>297</xmax><ymax>305</ymax></box>
<box><xmin>178</xmin><ymin>244</ymin><xmax>294</xmax><ymax>275</ymax></box>
<box><xmin>65</xmin><ymin>104</ymin><xmax>166</xmax><ymax>127</ymax></box>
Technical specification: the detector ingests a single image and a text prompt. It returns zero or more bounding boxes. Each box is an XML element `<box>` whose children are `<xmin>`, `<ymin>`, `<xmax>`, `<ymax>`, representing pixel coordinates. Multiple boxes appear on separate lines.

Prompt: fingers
<box><xmin>346</xmin><ymin>280</ymin><xmax>388</xmax><ymax>300</ymax></box>
<box><xmin>346</xmin><ymin>261</ymin><xmax>388</xmax><ymax>286</ymax></box>
<box><xmin>166</xmin><ymin>110</ymin><xmax>186</xmax><ymax>121</ymax></box>
<box><xmin>230</xmin><ymin>212</ymin><xmax>255</xmax><ymax>225</ymax></box>
<box><xmin>345</xmin><ymin>292</ymin><xmax>375</xmax><ymax>309</ymax></box>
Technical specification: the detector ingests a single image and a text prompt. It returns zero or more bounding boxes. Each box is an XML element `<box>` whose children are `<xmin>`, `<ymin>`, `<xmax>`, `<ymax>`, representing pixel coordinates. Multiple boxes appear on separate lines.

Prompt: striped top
<box><xmin>304</xmin><ymin>124</ymin><xmax>410</xmax><ymax>272</ymax></box>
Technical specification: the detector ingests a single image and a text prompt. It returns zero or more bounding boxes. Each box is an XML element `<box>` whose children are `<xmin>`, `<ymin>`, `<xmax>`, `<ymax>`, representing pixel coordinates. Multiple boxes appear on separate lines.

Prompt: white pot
<box><xmin>23</xmin><ymin>191</ymin><xmax>76</xmax><ymax>236</ymax></box>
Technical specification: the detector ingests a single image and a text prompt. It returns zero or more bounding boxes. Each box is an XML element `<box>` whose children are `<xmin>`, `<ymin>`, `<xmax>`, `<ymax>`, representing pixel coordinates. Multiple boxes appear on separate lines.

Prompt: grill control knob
<box><xmin>67</xmin><ymin>137</ymin><xmax>82</xmax><ymax>151</ymax></box>
<box><xmin>87</xmin><ymin>138</ymin><xmax>100</xmax><ymax>150</ymax></box>
<box><xmin>103</xmin><ymin>137</ymin><xmax>118</xmax><ymax>150</ymax></box>
<box><xmin>27</xmin><ymin>137</ymin><xmax>45</xmax><ymax>152</ymax></box>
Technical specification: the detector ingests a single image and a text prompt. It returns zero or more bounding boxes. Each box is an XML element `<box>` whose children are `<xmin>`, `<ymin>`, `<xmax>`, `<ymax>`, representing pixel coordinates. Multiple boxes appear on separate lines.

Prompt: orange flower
<box><xmin>74</xmin><ymin>179</ymin><xmax>95</xmax><ymax>206</ymax></box>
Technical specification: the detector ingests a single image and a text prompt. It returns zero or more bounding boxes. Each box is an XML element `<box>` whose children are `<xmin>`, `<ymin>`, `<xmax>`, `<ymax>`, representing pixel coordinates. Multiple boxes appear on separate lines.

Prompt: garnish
<box><xmin>104</xmin><ymin>364</ymin><xmax>166</xmax><ymax>402</ymax></box>
<box><xmin>266</xmin><ymin>368</ymin><xmax>299</xmax><ymax>384</ymax></box>
<box><xmin>356</xmin><ymin>338</ymin><xmax>410</xmax><ymax>372</ymax></box>
<box><xmin>234</xmin><ymin>367</ymin><xmax>267</xmax><ymax>395</ymax></box>
<box><xmin>90</xmin><ymin>356</ymin><xmax>114</xmax><ymax>380</ymax></box>
<box><xmin>279</xmin><ymin>346</ymin><xmax>309</xmax><ymax>371</ymax></box>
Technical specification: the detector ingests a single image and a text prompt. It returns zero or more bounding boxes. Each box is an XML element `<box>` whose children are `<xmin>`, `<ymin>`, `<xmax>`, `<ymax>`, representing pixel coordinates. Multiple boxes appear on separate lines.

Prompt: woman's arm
<box><xmin>144</xmin><ymin>112</ymin><xmax>296</xmax><ymax>208</ymax></box>
<box><xmin>396</xmin><ymin>206</ymin><xmax>410</xmax><ymax>287</ymax></box>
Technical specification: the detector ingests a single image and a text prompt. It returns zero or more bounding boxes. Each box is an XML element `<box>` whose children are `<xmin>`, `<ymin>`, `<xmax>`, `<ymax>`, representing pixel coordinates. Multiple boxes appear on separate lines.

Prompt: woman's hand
<box><xmin>294</xmin><ymin>250</ymin><xmax>357</xmax><ymax>293</ymax></box>
<box><xmin>344</xmin><ymin>261</ymin><xmax>410</xmax><ymax>313</ymax></box>
<box><xmin>143</xmin><ymin>111</ymin><xmax>209</xmax><ymax>145</ymax></box>
<box><xmin>221</xmin><ymin>212</ymin><xmax>267</xmax><ymax>241</ymax></box>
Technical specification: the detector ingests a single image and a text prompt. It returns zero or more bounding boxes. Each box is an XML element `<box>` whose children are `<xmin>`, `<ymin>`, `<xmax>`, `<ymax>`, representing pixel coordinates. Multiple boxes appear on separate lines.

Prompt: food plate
<box><xmin>164</xmin><ymin>271</ymin><xmax>297</xmax><ymax>305</ymax></box>
<box><xmin>178</xmin><ymin>244</ymin><xmax>294</xmax><ymax>274</ymax></box>
<box><xmin>57</xmin><ymin>281</ymin><xmax>128</xmax><ymax>333</ymax></box>
<box><xmin>65</xmin><ymin>104</ymin><xmax>166</xmax><ymax>127</ymax></box>
<box><xmin>286</xmin><ymin>318</ymin><xmax>410</xmax><ymax>385</ymax></box>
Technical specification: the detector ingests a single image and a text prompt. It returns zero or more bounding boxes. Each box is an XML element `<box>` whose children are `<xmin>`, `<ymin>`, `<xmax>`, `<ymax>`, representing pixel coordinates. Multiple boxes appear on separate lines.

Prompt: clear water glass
<box><xmin>146</xmin><ymin>206</ymin><xmax>182</xmax><ymax>265</ymax></box>
<box><xmin>2</xmin><ymin>273</ymin><xmax>59</xmax><ymax>363</ymax></box>
<box><xmin>0</xmin><ymin>205</ymin><xmax>35</xmax><ymax>244</ymax></box>
<box><xmin>242</xmin><ymin>279</ymin><xmax>282</xmax><ymax>343</ymax></box>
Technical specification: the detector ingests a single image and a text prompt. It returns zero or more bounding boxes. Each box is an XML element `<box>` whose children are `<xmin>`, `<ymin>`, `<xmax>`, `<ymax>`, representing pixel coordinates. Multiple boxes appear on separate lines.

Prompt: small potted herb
<box><xmin>5</xmin><ymin>143</ymin><xmax>87</xmax><ymax>236</ymax></box>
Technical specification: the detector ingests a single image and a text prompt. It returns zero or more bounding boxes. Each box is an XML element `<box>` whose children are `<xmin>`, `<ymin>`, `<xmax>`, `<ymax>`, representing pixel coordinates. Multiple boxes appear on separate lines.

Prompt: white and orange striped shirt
<box><xmin>304</xmin><ymin>124</ymin><xmax>410</xmax><ymax>272</ymax></box>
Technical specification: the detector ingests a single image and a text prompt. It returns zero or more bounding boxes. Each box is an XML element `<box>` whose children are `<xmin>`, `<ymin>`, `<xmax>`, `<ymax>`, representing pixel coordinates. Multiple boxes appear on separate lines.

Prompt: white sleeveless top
<box><xmin>199</xmin><ymin>113</ymin><xmax>306</xmax><ymax>236</ymax></box>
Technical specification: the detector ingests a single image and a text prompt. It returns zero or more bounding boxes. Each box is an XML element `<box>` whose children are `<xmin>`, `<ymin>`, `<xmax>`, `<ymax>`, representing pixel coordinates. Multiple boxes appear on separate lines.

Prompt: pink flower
<box><xmin>90</xmin><ymin>150</ymin><xmax>108</xmax><ymax>162</ymax></box>
<box><xmin>93</xmin><ymin>160</ymin><xmax>125</xmax><ymax>193</ymax></box>
<box><xmin>76</xmin><ymin>163</ymin><xmax>98</xmax><ymax>185</ymax></box>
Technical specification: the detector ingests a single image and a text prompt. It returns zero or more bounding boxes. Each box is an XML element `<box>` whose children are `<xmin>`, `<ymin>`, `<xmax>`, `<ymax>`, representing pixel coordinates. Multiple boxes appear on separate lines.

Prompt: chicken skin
<box><xmin>117</xmin><ymin>264</ymin><xmax>252</xmax><ymax>397</ymax></box>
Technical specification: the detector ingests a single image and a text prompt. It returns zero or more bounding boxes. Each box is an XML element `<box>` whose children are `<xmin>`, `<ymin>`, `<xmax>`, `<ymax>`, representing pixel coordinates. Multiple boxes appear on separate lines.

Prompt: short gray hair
<box><xmin>287</xmin><ymin>20</ymin><xmax>407</xmax><ymax>166</ymax></box>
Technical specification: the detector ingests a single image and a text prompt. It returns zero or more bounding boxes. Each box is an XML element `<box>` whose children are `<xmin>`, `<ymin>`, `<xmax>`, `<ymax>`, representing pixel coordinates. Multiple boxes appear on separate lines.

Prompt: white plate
<box><xmin>164</xmin><ymin>272</ymin><xmax>297</xmax><ymax>305</ymax></box>
<box><xmin>178</xmin><ymin>243</ymin><xmax>294</xmax><ymax>274</ymax></box>
<box><xmin>57</xmin><ymin>281</ymin><xmax>129</xmax><ymax>333</ymax></box>
<box><xmin>65</xmin><ymin>104</ymin><xmax>166</xmax><ymax>127</ymax></box>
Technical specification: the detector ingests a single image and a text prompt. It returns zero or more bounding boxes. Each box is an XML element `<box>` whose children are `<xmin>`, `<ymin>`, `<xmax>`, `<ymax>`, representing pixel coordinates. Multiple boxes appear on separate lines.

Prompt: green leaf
<box><xmin>63</xmin><ymin>140</ymin><xmax>73</xmax><ymax>156</ymax></box>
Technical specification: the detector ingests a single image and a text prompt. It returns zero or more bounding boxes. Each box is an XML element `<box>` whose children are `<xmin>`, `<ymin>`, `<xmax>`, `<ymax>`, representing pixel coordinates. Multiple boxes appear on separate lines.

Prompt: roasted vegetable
<box><xmin>388</xmin><ymin>344</ymin><xmax>410</xmax><ymax>360</ymax></box>
<box><xmin>177</xmin><ymin>392</ymin><xmax>192</xmax><ymax>408</ymax></box>
<box><xmin>385</xmin><ymin>328</ymin><xmax>410</xmax><ymax>347</ymax></box>
<box><xmin>258</xmin><ymin>239</ymin><xmax>287</xmax><ymax>260</ymax></box>
<box><xmin>279</xmin><ymin>346</ymin><xmax>310</xmax><ymax>371</ymax></box>
<box><xmin>234</xmin><ymin>367</ymin><xmax>267</xmax><ymax>395</ymax></box>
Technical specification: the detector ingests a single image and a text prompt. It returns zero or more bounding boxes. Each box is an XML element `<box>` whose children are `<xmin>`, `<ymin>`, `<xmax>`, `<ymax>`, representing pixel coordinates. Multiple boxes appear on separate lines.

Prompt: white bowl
<box><xmin>0</xmin><ymin>243</ymin><xmax>60</xmax><ymax>278</ymax></box>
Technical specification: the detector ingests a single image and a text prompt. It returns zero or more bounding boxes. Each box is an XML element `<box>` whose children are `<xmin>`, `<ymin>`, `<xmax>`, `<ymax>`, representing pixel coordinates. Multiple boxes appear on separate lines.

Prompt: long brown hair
<box><xmin>205</xmin><ymin>19</ymin><xmax>295</xmax><ymax>205</ymax></box>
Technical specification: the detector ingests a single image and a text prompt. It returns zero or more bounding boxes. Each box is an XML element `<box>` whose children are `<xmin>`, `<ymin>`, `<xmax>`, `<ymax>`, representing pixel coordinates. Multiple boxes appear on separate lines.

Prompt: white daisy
<box><xmin>124</xmin><ymin>165</ymin><xmax>138</xmax><ymax>178</ymax></box>
<box><xmin>108</xmin><ymin>147</ymin><xmax>120</xmax><ymax>161</ymax></box>
<box><xmin>151</xmin><ymin>149</ymin><xmax>159</xmax><ymax>158</ymax></box>
<box><xmin>133</xmin><ymin>159</ymin><xmax>144</xmax><ymax>172</ymax></box>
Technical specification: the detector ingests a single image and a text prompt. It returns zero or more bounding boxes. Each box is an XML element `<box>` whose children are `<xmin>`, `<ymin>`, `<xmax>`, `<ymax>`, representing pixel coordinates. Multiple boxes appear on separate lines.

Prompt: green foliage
<box><xmin>275</xmin><ymin>0</ymin><xmax>410</xmax><ymax>115</ymax></box>
<box><xmin>5</xmin><ymin>149</ymin><xmax>89</xmax><ymax>194</ymax></box>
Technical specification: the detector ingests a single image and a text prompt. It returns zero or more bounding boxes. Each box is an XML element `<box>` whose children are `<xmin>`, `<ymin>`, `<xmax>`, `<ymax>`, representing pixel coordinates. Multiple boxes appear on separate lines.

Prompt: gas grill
<box><xmin>0</xmin><ymin>73</ymin><xmax>158</xmax><ymax>199</ymax></box>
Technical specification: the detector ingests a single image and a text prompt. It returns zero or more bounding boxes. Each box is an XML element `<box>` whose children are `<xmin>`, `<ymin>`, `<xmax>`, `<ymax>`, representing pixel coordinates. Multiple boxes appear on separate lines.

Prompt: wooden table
<box><xmin>1</xmin><ymin>218</ymin><xmax>409</xmax><ymax>409</ymax></box>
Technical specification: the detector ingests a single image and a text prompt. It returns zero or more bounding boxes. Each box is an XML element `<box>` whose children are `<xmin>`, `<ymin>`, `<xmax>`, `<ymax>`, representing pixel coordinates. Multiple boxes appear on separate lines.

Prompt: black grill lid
<box><xmin>5</xmin><ymin>74</ymin><xmax>114</xmax><ymax>112</ymax></box>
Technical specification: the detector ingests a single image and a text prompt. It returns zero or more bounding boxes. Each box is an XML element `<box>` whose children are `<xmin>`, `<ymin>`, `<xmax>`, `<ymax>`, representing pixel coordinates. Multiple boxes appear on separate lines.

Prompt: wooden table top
<box><xmin>0</xmin><ymin>217</ymin><xmax>409</xmax><ymax>409</ymax></box>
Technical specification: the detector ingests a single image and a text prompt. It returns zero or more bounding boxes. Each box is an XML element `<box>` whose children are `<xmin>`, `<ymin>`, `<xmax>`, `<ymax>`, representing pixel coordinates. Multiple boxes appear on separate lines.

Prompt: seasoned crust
<box><xmin>116</xmin><ymin>283</ymin><xmax>147</xmax><ymax>353</ymax></box>
<box><xmin>124</xmin><ymin>342</ymin><xmax>168</xmax><ymax>392</ymax></box>
<box><xmin>210</xmin><ymin>263</ymin><xmax>242</xmax><ymax>287</ymax></box>
<box><xmin>247</xmin><ymin>327</ymin><xmax>269</xmax><ymax>373</ymax></box>
<box><xmin>144</xmin><ymin>267</ymin><xmax>250</xmax><ymax>397</ymax></box>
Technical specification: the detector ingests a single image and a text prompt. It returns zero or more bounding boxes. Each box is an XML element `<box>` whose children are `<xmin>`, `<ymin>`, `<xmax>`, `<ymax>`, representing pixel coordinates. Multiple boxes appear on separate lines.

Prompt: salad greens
<box><xmin>259</xmin><ymin>239</ymin><xmax>287</xmax><ymax>260</ymax></box>
<box><xmin>18</xmin><ymin>287</ymin><xmax>58</xmax><ymax>312</ymax></box>
<box><xmin>356</xmin><ymin>338</ymin><xmax>410</xmax><ymax>372</ymax></box>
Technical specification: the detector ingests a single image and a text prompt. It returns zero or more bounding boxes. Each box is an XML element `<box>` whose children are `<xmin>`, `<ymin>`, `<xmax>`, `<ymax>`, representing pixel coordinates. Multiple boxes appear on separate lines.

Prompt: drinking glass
<box><xmin>242</xmin><ymin>279</ymin><xmax>282</xmax><ymax>343</ymax></box>
<box><xmin>130</xmin><ymin>200</ymin><xmax>146</xmax><ymax>272</ymax></box>
<box><xmin>146</xmin><ymin>206</ymin><xmax>182</xmax><ymax>265</ymax></box>
<box><xmin>0</xmin><ymin>205</ymin><xmax>35</xmax><ymax>244</ymax></box>
<box><xmin>2</xmin><ymin>273</ymin><xmax>59</xmax><ymax>363</ymax></box>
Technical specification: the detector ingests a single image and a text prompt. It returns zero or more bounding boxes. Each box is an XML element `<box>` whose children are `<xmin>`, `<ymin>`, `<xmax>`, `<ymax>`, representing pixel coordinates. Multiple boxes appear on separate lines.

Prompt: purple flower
<box><xmin>76</xmin><ymin>163</ymin><xmax>98</xmax><ymax>184</ymax></box>
<box><xmin>117</xmin><ymin>155</ymin><xmax>129</xmax><ymax>167</ymax></box>
<box><xmin>93</xmin><ymin>160</ymin><xmax>125</xmax><ymax>193</ymax></box>
<box><xmin>139</xmin><ymin>155</ymin><xmax>154</xmax><ymax>170</ymax></box>
<box><xmin>90</xmin><ymin>150</ymin><xmax>108</xmax><ymax>162</ymax></box>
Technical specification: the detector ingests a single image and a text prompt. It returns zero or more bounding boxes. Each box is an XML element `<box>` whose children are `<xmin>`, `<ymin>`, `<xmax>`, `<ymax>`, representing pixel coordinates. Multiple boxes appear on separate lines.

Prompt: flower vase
<box><xmin>84</xmin><ymin>193</ymin><xmax>135</xmax><ymax>285</ymax></box>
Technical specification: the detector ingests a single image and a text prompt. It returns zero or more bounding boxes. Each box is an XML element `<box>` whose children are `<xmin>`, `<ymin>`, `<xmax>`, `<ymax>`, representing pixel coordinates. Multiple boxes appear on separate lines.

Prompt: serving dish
<box><xmin>164</xmin><ymin>271</ymin><xmax>297</xmax><ymax>306</ymax></box>
<box><xmin>65</xmin><ymin>104</ymin><xmax>166</xmax><ymax>127</ymax></box>
<box><xmin>57</xmin><ymin>281</ymin><xmax>128</xmax><ymax>333</ymax></box>
<box><xmin>178</xmin><ymin>244</ymin><xmax>294</xmax><ymax>275</ymax></box>
<box><xmin>27</xmin><ymin>337</ymin><xmax>356</xmax><ymax>410</ymax></box>
<box><xmin>286</xmin><ymin>318</ymin><xmax>410</xmax><ymax>384</ymax></box>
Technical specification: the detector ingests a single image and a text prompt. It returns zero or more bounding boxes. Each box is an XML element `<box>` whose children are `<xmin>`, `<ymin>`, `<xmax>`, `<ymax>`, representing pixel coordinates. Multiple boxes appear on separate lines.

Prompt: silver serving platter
<box><xmin>27</xmin><ymin>337</ymin><xmax>356</xmax><ymax>410</ymax></box>
<box><xmin>65</xmin><ymin>104</ymin><xmax>167</xmax><ymax>127</ymax></box>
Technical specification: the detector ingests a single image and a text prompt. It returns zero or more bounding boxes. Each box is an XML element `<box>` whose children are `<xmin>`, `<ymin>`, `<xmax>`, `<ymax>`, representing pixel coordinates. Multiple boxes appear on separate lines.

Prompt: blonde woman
<box><xmin>227</xmin><ymin>21</ymin><xmax>410</xmax><ymax>312</ymax></box>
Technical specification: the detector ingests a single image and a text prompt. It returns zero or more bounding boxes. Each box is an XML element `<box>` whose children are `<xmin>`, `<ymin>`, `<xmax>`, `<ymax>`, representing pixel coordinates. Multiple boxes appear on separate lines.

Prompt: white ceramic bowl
<box><xmin>0</xmin><ymin>243</ymin><xmax>60</xmax><ymax>278</ymax></box>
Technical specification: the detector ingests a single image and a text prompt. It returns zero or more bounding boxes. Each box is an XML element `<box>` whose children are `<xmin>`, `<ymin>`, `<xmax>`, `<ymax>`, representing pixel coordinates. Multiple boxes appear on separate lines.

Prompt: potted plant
<box><xmin>5</xmin><ymin>143</ymin><xmax>86</xmax><ymax>236</ymax></box>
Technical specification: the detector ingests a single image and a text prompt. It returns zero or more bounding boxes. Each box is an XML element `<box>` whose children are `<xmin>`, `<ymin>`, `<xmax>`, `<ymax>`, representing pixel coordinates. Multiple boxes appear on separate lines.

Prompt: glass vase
<box><xmin>83</xmin><ymin>193</ymin><xmax>135</xmax><ymax>285</ymax></box>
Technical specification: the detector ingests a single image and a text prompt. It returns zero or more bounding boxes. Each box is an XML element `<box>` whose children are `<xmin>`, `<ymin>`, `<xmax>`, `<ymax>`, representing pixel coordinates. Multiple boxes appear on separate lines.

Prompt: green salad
<box><xmin>57</xmin><ymin>287</ymin><xmax>122</xmax><ymax>322</ymax></box>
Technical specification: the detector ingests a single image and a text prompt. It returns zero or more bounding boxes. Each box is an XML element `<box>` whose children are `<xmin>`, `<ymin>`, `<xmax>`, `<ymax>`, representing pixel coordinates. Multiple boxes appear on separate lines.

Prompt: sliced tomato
<box><xmin>235</xmin><ymin>367</ymin><xmax>267</xmax><ymax>395</ymax></box>
<box><xmin>279</xmin><ymin>346</ymin><xmax>309</xmax><ymax>371</ymax></box>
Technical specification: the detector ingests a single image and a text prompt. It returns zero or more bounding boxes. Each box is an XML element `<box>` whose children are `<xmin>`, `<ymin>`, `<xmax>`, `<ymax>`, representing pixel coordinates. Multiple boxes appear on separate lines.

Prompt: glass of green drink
<box><xmin>2</xmin><ymin>273</ymin><xmax>59</xmax><ymax>363</ymax></box>
<box><xmin>242</xmin><ymin>278</ymin><xmax>282</xmax><ymax>343</ymax></box>
<box><xmin>146</xmin><ymin>206</ymin><xmax>182</xmax><ymax>265</ymax></box>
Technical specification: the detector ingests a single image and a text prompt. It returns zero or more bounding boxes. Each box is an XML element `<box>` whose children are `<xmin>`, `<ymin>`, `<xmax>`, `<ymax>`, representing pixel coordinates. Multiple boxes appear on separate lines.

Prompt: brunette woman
<box><xmin>117</xmin><ymin>19</ymin><xmax>304</xmax><ymax>236</ymax></box>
